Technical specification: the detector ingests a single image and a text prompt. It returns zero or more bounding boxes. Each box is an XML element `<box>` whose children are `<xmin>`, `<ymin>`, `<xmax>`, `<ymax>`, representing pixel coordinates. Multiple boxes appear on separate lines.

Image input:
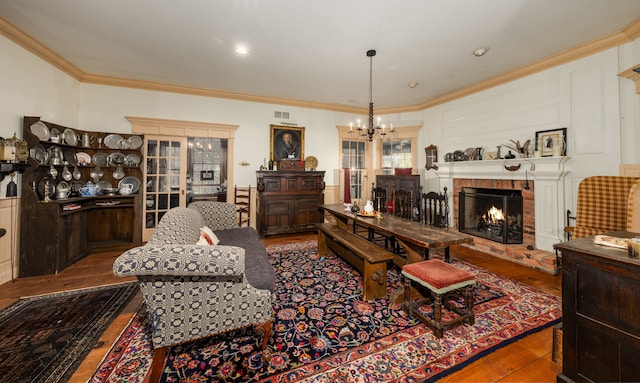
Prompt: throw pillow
<box><xmin>198</xmin><ymin>226</ymin><xmax>220</xmax><ymax>246</ymax></box>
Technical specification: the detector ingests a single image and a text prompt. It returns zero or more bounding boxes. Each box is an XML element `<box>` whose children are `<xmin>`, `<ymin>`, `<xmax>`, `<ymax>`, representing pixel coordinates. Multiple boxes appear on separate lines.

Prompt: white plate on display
<box><xmin>118</xmin><ymin>176</ymin><xmax>141</xmax><ymax>194</ymax></box>
<box><xmin>104</xmin><ymin>134</ymin><xmax>124</xmax><ymax>149</ymax></box>
<box><xmin>127</xmin><ymin>135</ymin><xmax>143</xmax><ymax>149</ymax></box>
<box><xmin>63</xmin><ymin>128</ymin><xmax>79</xmax><ymax>146</ymax></box>
<box><xmin>76</xmin><ymin>152</ymin><xmax>91</xmax><ymax>166</ymax></box>
<box><xmin>29</xmin><ymin>121</ymin><xmax>50</xmax><ymax>141</ymax></box>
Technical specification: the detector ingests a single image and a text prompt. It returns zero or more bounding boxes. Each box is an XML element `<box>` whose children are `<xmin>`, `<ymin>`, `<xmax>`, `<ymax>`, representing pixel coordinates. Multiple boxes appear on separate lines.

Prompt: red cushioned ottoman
<box><xmin>402</xmin><ymin>259</ymin><xmax>475</xmax><ymax>338</ymax></box>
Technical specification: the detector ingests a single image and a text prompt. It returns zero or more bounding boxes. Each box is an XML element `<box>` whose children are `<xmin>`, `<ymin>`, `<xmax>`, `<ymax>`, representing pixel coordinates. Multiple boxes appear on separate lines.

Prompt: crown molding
<box><xmin>85</xmin><ymin>74</ymin><xmax>366</xmax><ymax>114</ymax></box>
<box><xmin>0</xmin><ymin>16</ymin><xmax>83</xmax><ymax>80</ymax></box>
<box><xmin>2</xmin><ymin>16</ymin><xmax>639</xmax><ymax>113</ymax></box>
<box><xmin>419</xmin><ymin>20</ymin><xmax>640</xmax><ymax>110</ymax></box>
<box><xmin>622</xmin><ymin>16</ymin><xmax>640</xmax><ymax>40</ymax></box>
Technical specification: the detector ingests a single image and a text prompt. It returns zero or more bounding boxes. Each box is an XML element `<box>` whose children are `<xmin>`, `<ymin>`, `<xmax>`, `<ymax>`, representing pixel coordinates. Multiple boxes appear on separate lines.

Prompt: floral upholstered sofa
<box><xmin>113</xmin><ymin>201</ymin><xmax>274</xmax><ymax>379</ymax></box>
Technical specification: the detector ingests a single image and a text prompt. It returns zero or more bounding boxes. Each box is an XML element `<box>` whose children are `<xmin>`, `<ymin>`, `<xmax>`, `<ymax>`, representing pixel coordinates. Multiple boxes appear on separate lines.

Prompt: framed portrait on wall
<box><xmin>535</xmin><ymin>127</ymin><xmax>567</xmax><ymax>157</ymax></box>
<box><xmin>270</xmin><ymin>125</ymin><xmax>305</xmax><ymax>162</ymax></box>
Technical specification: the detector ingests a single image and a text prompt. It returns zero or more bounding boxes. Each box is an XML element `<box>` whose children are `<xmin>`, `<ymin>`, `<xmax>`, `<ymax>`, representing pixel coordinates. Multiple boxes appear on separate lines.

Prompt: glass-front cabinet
<box><xmin>127</xmin><ymin>116</ymin><xmax>238</xmax><ymax>242</ymax></box>
<box><xmin>142</xmin><ymin>136</ymin><xmax>229</xmax><ymax>241</ymax></box>
<box><xmin>144</xmin><ymin>136</ymin><xmax>187</xmax><ymax>240</ymax></box>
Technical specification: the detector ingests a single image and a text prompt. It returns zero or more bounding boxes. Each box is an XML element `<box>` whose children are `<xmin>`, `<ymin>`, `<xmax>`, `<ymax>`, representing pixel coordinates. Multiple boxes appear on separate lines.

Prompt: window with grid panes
<box><xmin>381</xmin><ymin>139</ymin><xmax>412</xmax><ymax>175</ymax></box>
<box><xmin>342</xmin><ymin>140</ymin><xmax>366</xmax><ymax>199</ymax></box>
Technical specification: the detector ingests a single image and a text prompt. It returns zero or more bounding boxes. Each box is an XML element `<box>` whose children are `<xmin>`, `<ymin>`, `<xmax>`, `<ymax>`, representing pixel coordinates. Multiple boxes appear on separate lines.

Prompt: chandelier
<box><xmin>349</xmin><ymin>49</ymin><xmax>394</xmax><ymax>141</ymax></box>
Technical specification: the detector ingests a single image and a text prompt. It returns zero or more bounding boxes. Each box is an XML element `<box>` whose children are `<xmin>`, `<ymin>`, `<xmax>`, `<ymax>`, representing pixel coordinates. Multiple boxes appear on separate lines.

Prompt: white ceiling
<box><xmin>1</xmin><ymin>0</ymin><xmax>640</xmax><ymax>110</ymax></box>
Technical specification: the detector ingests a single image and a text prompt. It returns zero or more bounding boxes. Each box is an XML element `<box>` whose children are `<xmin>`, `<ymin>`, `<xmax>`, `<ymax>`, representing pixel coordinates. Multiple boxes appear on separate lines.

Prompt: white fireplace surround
<box><xmin>434</xmin><ymin>156</ymin><xmax>570</xmax><ymax>252</ymax></box>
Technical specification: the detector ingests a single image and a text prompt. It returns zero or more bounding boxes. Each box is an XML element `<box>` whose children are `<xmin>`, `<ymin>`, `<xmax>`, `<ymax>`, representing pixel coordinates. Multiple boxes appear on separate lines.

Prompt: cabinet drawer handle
<box><xmin>0</xmin><ymin>228</ymin><xmax>6</xmax><ymax>238</ymax></box>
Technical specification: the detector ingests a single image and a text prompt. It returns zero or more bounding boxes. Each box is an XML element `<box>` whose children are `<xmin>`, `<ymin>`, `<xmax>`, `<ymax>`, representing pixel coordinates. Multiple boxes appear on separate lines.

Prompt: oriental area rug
<box><xmin>0</xmin><ymin>281</ymin><xmax>138</xmax><ymax>383</ymax></box>
<box><xmin>90</xmin><ymin>241</ymin><xmax>561</xmax><ymax>383</ymax></box>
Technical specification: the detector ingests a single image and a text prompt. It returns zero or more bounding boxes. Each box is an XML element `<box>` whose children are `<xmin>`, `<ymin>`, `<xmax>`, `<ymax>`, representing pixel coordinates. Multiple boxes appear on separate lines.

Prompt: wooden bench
<box><xmin>316</xmin><ymin>223</ymin><xmax>394</xmax><ymax>300</ymax></box>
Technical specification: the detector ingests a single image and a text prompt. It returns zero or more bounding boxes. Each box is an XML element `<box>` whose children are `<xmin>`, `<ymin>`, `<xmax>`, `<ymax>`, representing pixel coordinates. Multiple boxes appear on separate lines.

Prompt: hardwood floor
<box><xmin>0</xmin><ymin>233</ymin><xmax>562</xmax><ymax>382</ymax></box>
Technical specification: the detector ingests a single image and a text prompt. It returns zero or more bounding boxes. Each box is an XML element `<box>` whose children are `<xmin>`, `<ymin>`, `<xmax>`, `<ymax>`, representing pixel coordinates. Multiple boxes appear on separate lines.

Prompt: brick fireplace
<box><xmin>451</xmin><ymin>178</ymin><xmax>555</xmax><ymax>272</ymax></box>
<box><xmin>433</xmin><ymin>157</ymin><xmax>569</xmax><ymax>274</ymax></box>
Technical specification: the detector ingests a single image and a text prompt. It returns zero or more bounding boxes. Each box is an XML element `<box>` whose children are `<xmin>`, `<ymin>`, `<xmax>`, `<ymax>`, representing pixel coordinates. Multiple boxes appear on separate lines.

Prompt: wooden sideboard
<box><xmin>20</xmin><ymin>116</ymin><xmax>143</xmax><ymax>277</ymax></box>
<box><xmin>256</xmin><ymin>170</ymin><xmax>325</xmax><ymax>236</ymax></box>
<box><xmin>554</xmin><ymin>231</ymin><xmax>640</xmax><ymax>383</ymax></box>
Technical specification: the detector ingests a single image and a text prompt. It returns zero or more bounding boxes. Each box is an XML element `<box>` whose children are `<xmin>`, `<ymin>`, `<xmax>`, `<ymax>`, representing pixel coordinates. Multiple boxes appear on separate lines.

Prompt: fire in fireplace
<box><xmin>458</xmin><ymin>187</ymin><xmax>523</xmax><ymax>244</ymax></box>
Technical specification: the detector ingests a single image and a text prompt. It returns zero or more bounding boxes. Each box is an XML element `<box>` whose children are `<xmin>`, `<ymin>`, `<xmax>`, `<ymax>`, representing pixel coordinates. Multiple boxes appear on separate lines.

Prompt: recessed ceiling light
<box><xmin>472</xmin><ymin>46</ymin><xmax>490</xmax><ymax>57</ymax></box>
<box><xmin>408</xmin><ymin>82</ymin><xmax>419</xmax><ymax>88</ymax></box>
<box><xmin>235</xmin><ymin>46</ymin><xmax>249</xmax><ymax>55</ymax></box>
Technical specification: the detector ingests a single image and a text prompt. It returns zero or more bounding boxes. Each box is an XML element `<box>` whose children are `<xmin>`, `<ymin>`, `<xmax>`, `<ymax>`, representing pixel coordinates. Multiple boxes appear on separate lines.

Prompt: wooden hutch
<box><xmin>19</xmin><ymin>116</ymin><xmax>143</xmax><ymax>277</ymax></box>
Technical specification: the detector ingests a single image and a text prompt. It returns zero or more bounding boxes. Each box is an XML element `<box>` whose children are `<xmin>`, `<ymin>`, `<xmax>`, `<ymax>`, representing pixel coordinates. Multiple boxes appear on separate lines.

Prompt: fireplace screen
<box><xmin>458</xmin><ymin>188</ymin><xmax>523</xmax><ymax>244</ymax></box>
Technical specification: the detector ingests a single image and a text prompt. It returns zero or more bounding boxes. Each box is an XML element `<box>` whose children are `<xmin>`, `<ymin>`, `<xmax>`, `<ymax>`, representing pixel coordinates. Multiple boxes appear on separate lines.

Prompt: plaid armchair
<box><xmin>565</xmin><ymin>176</ymin><xmax>640</xmax><ymax>240</ymax></box>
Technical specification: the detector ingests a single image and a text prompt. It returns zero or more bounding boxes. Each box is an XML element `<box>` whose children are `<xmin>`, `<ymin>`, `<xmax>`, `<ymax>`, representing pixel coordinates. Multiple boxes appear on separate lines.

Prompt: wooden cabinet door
<box><xmin>294</xmin><ymin>197</ymin><xmax>323</xmax><ymax>229</ymax></box>
<box><xmin>62</xmin><ymin>211</ymin><xmax>88</xmax><ymax>268</ymax></box>
<box><xmin>262</xmin><ymin>199</ymin><xmax>292</xmax><ymax>235</ymax></box>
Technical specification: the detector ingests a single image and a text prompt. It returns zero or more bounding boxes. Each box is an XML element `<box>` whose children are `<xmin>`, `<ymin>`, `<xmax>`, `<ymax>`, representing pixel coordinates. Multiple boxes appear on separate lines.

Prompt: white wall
<box><xmin>0</xmin><ymin>35</ymin><xmax>81</xmax><ymax>283</ymax></box>
<box><xmin>618</xmin><ymin>38</ymin><xmax>640</xmax><ymax>166</ymax></box>
<box><xmin>78</xmin><ymin>83</ymin><xmax>357</xmax><ymax>187</ymax></box>
<box><xmin>0</xmin><ymin>35</ymin><xmax>81</xmax><ymax>196</ymax></box>
<box><xmin>1</xmin><ymin>32</ymin><xmax>639</xmax><ymax>231</ymax></box>
<box><xmin>420</xmin><ymin>44</ymin><xmax>639</xmax><ymax>219</ymax></box>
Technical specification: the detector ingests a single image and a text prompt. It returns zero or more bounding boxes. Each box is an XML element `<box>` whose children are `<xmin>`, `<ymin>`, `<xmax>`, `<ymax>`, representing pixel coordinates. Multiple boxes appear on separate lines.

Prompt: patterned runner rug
<box><xmin>90</xmin><ymin>241</ymin><xmax>561</xmax><ymax>382</ymax></box>
<box><xmin>0</xmin><ymin>281</ymin><xmax>138</xmax><ymax>383</ymax></box>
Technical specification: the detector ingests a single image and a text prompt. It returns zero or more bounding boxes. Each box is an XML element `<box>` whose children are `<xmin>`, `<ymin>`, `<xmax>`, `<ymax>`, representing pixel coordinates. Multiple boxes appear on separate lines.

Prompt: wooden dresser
<box><xmin>554</xmin><ymin>231</ymin><xmax>640</xmax><ymax>383</ymax></box>
<box><xmin>256</xmin><ymin>170</ymin><xmax>325</xmax><ymax>236</ymax></box>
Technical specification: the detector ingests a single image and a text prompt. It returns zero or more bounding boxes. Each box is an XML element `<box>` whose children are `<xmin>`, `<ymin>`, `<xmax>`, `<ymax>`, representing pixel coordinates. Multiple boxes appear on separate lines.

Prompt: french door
<box><xmin>143</xmin><ymin>135</ymin><xmax>188</xmax><ymax>241</ymax></box>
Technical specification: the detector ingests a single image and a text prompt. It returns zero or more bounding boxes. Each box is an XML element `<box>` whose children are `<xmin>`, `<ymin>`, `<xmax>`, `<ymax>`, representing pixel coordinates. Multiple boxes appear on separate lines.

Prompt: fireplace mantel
<box><xmin>434</xmin><ymin>156</ymin><xmax>570</xmax><ymax>253</ymax></box>
<box><xmin>434</xmin><ymin>156</ymin><xmax>570</xmax><ymax>180</ymax></box>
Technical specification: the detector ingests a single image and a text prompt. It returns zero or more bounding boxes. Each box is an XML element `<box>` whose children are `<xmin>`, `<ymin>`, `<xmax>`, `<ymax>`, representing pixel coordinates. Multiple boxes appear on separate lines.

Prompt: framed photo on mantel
<box><xmin>535</xmin><ymin>127</ymin><xmax>566</xmax><ymax>157</ymax></box>
<box><xmin>270</xmin><ymin>125</ymin><xmax>305</xmax><ymax>162</ymax></box>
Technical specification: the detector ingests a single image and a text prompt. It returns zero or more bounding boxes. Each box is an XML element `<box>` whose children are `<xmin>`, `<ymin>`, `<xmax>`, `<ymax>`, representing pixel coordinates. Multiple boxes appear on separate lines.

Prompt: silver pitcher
<box><xmin>81</xmin><ymin>132</ymin><xmax>96</xmax><ymax>148</ymax></box>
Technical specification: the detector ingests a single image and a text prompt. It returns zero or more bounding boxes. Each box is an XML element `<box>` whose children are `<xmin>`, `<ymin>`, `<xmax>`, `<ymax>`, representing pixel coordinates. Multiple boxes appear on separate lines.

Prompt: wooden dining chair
<box><xmin>234</xmin><ymin>185</ymin><xmax>251</xmax><ymax>227</ymax></box>
<box><xmin>393</xmin><ymin>188</ymin><xmax>414</xmax><ymax>220</ymax></box>
<box><xmin>420</xmin><ymin>187</ymin><xmax>448</xmax><ymax>228</ymax></box>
